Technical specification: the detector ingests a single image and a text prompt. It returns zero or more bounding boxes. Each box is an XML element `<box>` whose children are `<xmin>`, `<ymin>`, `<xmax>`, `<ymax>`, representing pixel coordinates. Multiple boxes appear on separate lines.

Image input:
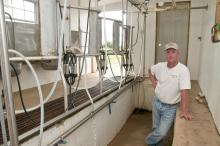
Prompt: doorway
<box><xmin>155</xmin><ymin>2</ymin><xmax>190</xmax><ymax>65</ymax></box>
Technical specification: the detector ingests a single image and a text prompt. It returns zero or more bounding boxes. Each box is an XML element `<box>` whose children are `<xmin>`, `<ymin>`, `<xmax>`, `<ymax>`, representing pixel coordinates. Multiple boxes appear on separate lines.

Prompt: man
<box><xmin>145</xmin><ymin>42</ymin><xmax>192</xmax><ymax>146</ymax></box>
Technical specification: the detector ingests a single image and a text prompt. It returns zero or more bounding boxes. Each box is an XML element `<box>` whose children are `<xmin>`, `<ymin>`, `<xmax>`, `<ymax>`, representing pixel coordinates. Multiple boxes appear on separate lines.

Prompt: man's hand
<box><xmin>180</xmin><ymin>111</ymin><xmax>192</xmax><ymax>120</ymax></box>
<box><xmin>148</xmin><ymin>69</ymin><xmax>157</xmax><ymax>89</ymax></box>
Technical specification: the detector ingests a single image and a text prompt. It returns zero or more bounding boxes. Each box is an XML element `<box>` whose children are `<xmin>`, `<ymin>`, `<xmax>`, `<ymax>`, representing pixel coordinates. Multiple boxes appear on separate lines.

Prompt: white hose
<box><xmin>14</xmin><ymin>0</ymin><xmax>68</xmax><ymax>114</ymax></box>
<box><xmin>8</xmin><ymin>49</ymin><xmax>44</xmax><ymax>146</ymax></box>
<box><xmin>84</xmin><ymin>59</ymin><xmax>94</xmax><ymax>106</ymax></box>
<box><xmin>110</xmin><ymin>50</ymin><xmax>124</xmax><ymax>89</ymax></box>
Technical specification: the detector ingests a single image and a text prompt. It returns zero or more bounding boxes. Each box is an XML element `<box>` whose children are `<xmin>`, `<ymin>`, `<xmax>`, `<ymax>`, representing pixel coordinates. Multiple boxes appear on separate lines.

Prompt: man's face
<box><xmin>166</xmin><ymin>48</ymin><xmax>179</xmax><ymax>63</ymax></box>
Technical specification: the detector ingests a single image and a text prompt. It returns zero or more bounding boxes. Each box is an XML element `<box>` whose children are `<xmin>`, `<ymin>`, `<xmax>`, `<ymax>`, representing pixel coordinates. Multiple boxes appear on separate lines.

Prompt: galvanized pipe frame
<box><xmin>60</xmin><ymin>5</ymin><xmax>101</xmax><ymax>13</ymax></box>
<box><xmin>0</xmin><ymin>93</ymin><xmax>7</xmax><ymax>146</ymax></box>
<box><xmin>8</xmin><ymin>52</ymin><xmax>127</xmax><ymax>62</ymax></box>
<box><xmin>18</xmin><ymin>77</ymin><xmax>136</xmax><ymax>144</ymax></box>
<box><xmin>0</xmin><ymin>0</ymin><xmax>19</xmax><ymax>145</ymax></box>
<box><xmin>99</xmin><ymin>17</ymin><xmax>122</xmax><ymax>23</ymax></box>
<box><xmin>175</xmin><ymin>5</ymin><xmax>208</xmax><ymax>10</ymax></box>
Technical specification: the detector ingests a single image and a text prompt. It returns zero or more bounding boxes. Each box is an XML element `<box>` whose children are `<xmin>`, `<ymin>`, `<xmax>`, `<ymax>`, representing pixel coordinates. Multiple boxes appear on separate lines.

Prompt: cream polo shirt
<box><xmin>151</xmin><ymin>62</ymin><xmax>191</xmax><ymax>104</ymax></box>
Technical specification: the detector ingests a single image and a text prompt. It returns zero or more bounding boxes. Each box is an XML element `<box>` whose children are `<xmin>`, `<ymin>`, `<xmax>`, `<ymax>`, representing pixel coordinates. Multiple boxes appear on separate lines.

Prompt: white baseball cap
<box><xmin>164</xmin><ymin>42</ymin><xmax>179</xmax><ymax>50</ymax></box>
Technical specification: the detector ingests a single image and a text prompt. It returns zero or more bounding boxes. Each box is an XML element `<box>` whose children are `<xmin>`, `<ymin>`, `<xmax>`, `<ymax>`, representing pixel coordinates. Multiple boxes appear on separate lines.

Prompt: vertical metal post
<box><xmin>0</xmin><ymin>95</ymin><xmax>8</xmax><ymax>146</ymax></box>
<box><xmin>0</xmin><ymin>1</ymin><xmax>19</xmax><ymax>146</ymax></box>
<box><xmin>60</xmin><ymin>71</ymin><xmax>68</xmax><ymax>110</ymax></box>
<box><xmin>78</xmin><ymin>0</ymin><xmax>81</xmax><ymax>49</ymax></box>
<box><xmin>121</xmin><ymin>0</ymin><xmax>124</xmax><ymax>51</ymax></box>
<box><xmin>96</xmin><ymin>56</ymin><xmax>103</xmax><ymax>94</ymax></box>
<box><xmin>69</xmin><ymin>4</ymin><xmax>71</xmax><ymax>48</ymax></box>
<box><xmin>78</xmin><ymin>0</ymin><xmax>81</xmax><ymax>75</ymax></box>
<box><xmin>100</xmin><ymin>78</ymin><xmax>103</xmax><ymax>94</ymax></box>
<box><xmin>143</xmin><ymin>13</ymin><xmax>146</xmax><ymax>77</ymax></box>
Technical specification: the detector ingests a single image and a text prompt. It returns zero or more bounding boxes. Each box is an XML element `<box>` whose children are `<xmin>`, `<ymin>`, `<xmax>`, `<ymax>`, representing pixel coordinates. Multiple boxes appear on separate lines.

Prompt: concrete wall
<box><xmin>21</xmin><ymin>83</ymin><xmax>136</xmax><ymax>146</ymax></box>
<box><xmin>198</xmin><ymin>0</ymin><xmax>220</xmax><ymax>134</ymax></box>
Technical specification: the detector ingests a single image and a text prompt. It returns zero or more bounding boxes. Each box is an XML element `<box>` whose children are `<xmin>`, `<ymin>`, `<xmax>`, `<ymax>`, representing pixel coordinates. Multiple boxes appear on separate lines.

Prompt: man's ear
<box><xmin>177</xmin><ymin>50</ymin><xmax>180</xmax><ymax>54</ymax></box>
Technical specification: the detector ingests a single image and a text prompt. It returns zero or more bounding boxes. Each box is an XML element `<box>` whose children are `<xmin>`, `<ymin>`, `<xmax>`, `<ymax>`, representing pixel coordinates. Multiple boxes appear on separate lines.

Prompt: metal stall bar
<box><xmin>61</xmin><ymin>5</ymin><xmax>101</xmax><ymax>12</ymax></box>
<box><xmin>0</xmin><ymin>92</ymin><xmax>8</xmax><ymax>146</ymax></box>
<box><xmin>0</xmin><ymin>0</ymin><xmax>19</xmax><ymax>146</ymax></box>
<box><xmin>99</xmin><ymin>17</ymin><xmax>122</xmax><ymax>23</ymax></box>
<box><xmin>9</xmin><ymin>54</ymin><xmax>102</xmax><ymax>62</ymax></box>
<box><xmin>78</xmin><ymin>0</ymin><xmax>81</xmax><ymax>76</ymax></box>
<box><xmin>190</xmin><ymin>5</ymin><xmax>208</xmax><ymax>10</ymax></box>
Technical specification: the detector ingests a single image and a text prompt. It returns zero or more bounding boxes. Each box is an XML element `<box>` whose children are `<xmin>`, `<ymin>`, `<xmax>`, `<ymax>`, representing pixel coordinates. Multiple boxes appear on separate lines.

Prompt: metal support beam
<box><xmin>0</xmin><ymin>93</ymin><xmax>8</xmax><ymax>146</ymax></box>
<box><xmin>0</xmin><ymin>0</ymin><xmax>19</xmax><ymax>146</ymax></box>
<box><xmin>143</xmin><ymin>13</ymin><xmax>146</xmax><ymax>77</ymax></box>
<box><xmin>189</xmin><ymin>5</ymin><xmax>208</xmax><ymax>10</ymax></box>
<box><xmin>61</xmin><ymin>5</ymin><xmax>101</xmax><ymax>12</ymax></box>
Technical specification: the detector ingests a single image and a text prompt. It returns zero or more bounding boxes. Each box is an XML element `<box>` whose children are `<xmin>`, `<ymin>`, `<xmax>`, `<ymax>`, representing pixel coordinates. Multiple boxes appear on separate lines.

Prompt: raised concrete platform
<box><xmin>173</xmin><ymin>81</ymin><xmax>220</xmax><ymax>146</ymax></box>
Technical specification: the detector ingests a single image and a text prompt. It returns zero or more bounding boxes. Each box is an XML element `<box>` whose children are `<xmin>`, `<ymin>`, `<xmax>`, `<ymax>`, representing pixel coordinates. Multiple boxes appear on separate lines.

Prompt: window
<box><xmin>4</xmin><ymin>0</ymin><xmax>38</xmax><ymax>23</ymax></box>
<box><xmin>98</xmin><ymin>11</ymin><xmax>125</xmax><ymax>77</ymax></box>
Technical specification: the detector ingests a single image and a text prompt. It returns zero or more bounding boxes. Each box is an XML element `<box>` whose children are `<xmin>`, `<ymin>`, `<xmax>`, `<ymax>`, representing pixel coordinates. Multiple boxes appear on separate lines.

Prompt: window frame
<box><xmin>4</xmin><ymin>0</ymin><xmax>39</xmax><ymax>24</ymax></box>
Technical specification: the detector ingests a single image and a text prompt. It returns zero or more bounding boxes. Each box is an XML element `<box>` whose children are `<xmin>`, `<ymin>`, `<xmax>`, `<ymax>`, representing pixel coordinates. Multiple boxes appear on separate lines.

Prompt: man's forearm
<box><xmin>180</xmin><ymin>90</ymin><xmax>189</xmax><ymax>113</ymax></box>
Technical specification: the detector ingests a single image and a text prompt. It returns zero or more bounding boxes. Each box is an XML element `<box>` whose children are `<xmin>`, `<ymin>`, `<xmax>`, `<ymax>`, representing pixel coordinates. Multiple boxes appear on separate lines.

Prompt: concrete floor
<box><xmin>173</xmin><ymin>81</ymin><xmax>220</xmax><ymax>146</ymax></box>
<box><xmin>108</xmin><ymin>109</ymin><xmax>173</xmax><ymax>146</ymax></box>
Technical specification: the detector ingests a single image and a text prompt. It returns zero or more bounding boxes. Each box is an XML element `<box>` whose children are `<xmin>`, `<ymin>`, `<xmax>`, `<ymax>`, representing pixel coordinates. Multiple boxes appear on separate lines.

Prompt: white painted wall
<box><xmin>187</xmin><ymin>1</ymin><xmax>205</xmax><ymax>80</ymax></box>
<box><xmin>198</xmin><ymin>0</ymin><xmax>220</xmax><ymax>134</ymax></box>
<box><xmin>21</xmin><ymin>84</ymin><xmax>136</xmax><ymax>146</ymax></box>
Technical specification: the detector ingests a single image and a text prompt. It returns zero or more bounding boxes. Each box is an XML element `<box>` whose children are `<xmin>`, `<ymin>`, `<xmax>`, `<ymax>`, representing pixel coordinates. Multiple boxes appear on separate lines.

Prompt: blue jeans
<box><xmin>145</xmin><ymin>96</ymin><xmax>177</xmax><ymax>146</ymax></box>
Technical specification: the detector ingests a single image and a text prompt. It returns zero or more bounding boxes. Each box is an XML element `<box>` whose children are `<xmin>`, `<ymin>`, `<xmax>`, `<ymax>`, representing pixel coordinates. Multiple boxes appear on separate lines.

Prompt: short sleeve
<box><xmin>150</xmin><ymin>63</ymin><xmax>161</xmax><ymax>75</ymax></box>
<box><xmin>179</xmin><ymin>67</ymin><xmax>191</xmax><ymax>90</ymax></box>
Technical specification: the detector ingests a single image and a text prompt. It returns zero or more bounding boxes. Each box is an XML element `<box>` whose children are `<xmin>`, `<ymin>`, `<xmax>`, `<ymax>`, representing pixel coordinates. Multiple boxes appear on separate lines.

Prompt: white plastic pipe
<box><xmin>110</xmin><ymin>50</ymin><xmax>124</xmax><ymax>89</ymax></box>
<box><xmin>8</xmin><ymin>49</ymin><xmax>44</xmax><ymax>146</ymax></box>
<box><xmin>84</xmin><ymin>59</ymin><xmax>94</xmax><ymax>106</ymax></box>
